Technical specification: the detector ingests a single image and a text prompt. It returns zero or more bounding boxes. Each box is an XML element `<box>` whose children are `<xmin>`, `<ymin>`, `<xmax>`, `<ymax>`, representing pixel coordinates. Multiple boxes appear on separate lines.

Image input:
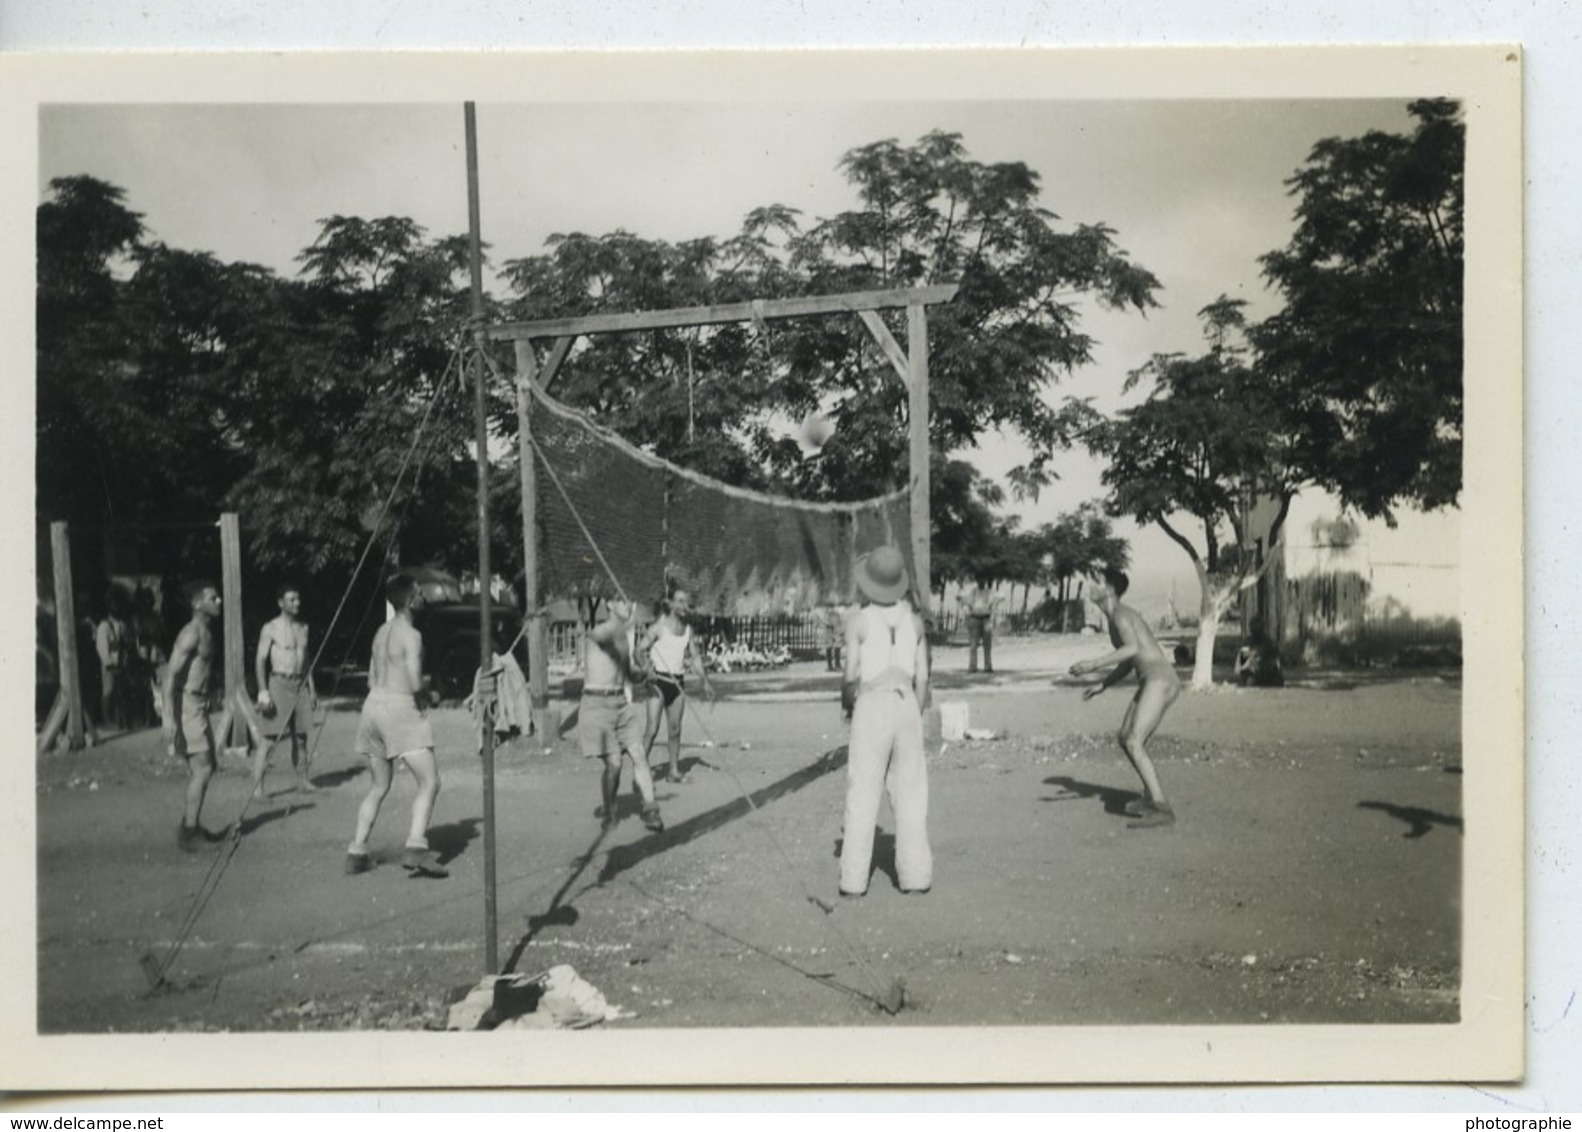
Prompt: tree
<box><xmin>500</xmin><ymin>131</ymin><xmax>1161</xmax><ymax>507</ymax></box>
<box><xmin>991</xmin><ymin>522</ymin><xmax>1047</xmax><ymax>618</ymax></box>
<box><xmin>1255</xmin><ymin>99</ymin><xmax>1464</xmax><ymax>521</ymax></box>
<box><xmin>1040</xmin><ymin>503</ymin><xmax>1130</xmax><ymax>626</ymax></box>
<box><xmin>36</xmin><ymin>181</ymin><xmax>507</xmax><ymax>604</ymax></box>
<box><xmin>36</xmin><ymin>176</ymin><xmax>147</xmax><ymax>524</ymax></box>
<box><xmin>223</xmin><ymin>214</ymin><xmax>490</xmax><ymax>576</ymax></box>
<box><xmin>1094</xmin><ymin>299</ymin><xmax>1300</xmax><ymax>688</ymax></box>
<box><xmin>929</xmin><ymin>457</ymin><xmax>1004</xmax><ymax>601</ymax></box>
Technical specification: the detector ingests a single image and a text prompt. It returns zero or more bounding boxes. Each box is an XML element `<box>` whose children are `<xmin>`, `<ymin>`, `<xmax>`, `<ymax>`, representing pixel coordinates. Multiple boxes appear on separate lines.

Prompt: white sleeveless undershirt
<box><xmin>648</xmin><ymin>621</ymin><xmax>690</xmax><ymax>676</ymax></box>
<box><xmin>856</xmin><ymin>602</ymin><xmax>917</xmax><ymax>691</ymax></box>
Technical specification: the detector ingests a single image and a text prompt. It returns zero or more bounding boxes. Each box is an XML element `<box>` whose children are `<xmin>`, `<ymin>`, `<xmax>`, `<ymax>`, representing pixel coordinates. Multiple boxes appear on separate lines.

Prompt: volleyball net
<box><xmin>524</xmin><ymin>380</ymin><xmax>912</xmax><ymax>615</ymax></box>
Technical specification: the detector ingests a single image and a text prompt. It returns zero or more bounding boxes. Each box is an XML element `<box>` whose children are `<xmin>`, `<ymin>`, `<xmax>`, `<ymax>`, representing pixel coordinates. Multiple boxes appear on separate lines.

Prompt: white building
<box><xmin>1246</xmin><ymin>492</ymin><xmax>1461</xmax><ymax>665</ymax></box>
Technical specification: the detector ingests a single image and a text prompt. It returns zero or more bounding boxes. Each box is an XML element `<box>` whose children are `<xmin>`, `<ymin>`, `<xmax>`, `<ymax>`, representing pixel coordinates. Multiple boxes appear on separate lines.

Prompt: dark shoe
<box><xmin>641</xmin><ymin>805</ymin><xmax>665</xmax><ymax>833</ymax></box>
<box><xmin>401</xmin><ymin>848</ymin><xmax>449</xmax><ymax>878</ymax></box>
<box><xmin>176</xmin><ymin>824</ymin><xmax>200</xmax><ymax>853</ymax></box>
<box><xmin>900</xmin><ymin>886</ymin><xmax>932</xmax><ymax>896</ymax></box>
<box><xmin>1127</xmin><ymin>802</ymin><xmax>1176</xmax><ymax>829</ymax></box>
<box><xmin>839</xmin><ymin>888</ymin><xmax>867</xmax><ymax>899</ymax></box>
<box><xmin>202</xmin><ymin>824</ymin><xmax>234</xmax><ymax>843</ymax></box>
<box><xmin>345</xmin><ymin>852</ymin><xmax>372</xmax><ymax>875</ymax></box>
<box><xmin>1123</xmin><ymin>796</ymin><xmax>1155</xmax><ymax>818</ymax></box>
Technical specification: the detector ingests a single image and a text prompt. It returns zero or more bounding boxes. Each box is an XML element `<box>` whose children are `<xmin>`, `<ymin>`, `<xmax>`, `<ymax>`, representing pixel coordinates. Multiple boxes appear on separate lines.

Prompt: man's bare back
<box><xmin>370</xmin><ymin>618</ymin><xmax>425</xmax><ymax>697</ymax></box>
<box><xmin>168</xmin><ymin>607</ymin><xmax>217</xmax><ymax>705</ymax></box>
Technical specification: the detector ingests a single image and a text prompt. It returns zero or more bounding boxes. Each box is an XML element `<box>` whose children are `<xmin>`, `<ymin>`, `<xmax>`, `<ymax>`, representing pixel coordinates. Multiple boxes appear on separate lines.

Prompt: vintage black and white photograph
<box><xmin>6</xmin><ymin>48</ymin><xmax>1522</xmax><ymax>1089</ymax></box>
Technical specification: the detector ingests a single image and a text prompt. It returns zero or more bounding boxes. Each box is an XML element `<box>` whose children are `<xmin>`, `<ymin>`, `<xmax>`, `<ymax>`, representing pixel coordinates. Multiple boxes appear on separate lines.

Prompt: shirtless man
<box><xmin>582</xmin><ymin>598</ymin><xmax>663</xmax><ymax>834</ymax></box>
<box><xmin>642</xmin><ymin>587</ymin><xmax>714</xmax><ymax>784</ymax></box>
<box><xmin>162</xmin><ymin>581</ymin><xmax>223</xmax><ymax>852</ymax></box>
<box><xmin>255</xmin><ymin>583</ymin><xmax>318</xmax><ymax>792</ymax></box>
<box><xmin>1068</xmin><ymin>567</ymin><xmax>1182</xmax><ymax>828</ymax></box>
<box><xmin>345</xmin><ymin>573</ymin><xmax>447</xmax><ymax>877</ymax></box>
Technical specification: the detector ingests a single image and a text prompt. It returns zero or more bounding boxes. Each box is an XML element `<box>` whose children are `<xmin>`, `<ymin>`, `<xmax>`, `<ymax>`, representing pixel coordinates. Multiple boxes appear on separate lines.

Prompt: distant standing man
<box><xmin>345</xmin><ymin>573</ymin><xmax>448</xmax><ymax>877</ymax></box>
<box><xmin>965</xmin><ymin>579</ymin><xmax>997</xmax><ymax>674</ymax></box>
<box><xmin>817</xmin><ymin>603</ymin><xmax>844</xmax><ymax>672</ymax></box>
<box><xmin>643</xmin><ymin>588</ymin><xmax>715</xmax><ymax>784</ymax></box>
<box><xmin>1068</xmin><ymin>567</ymin><xmax>1181</xmax><ymax>829</ymax></box>
<box><xmin>132</xmin><ymin>586</ymin><xmax>167</xmax><ymax>728</ymax></box>
<box><xmin>255</xmin><ymin>583</ymin><xmax>318</xmax><ymax>792</ymax></box>
<box><xmin>162</xmin><ymin>581</ymin><xmax>223</xmax><ymax>852</ymax></box>
<box><xmin>839</xmin><ymin>546</ymin><xmax>932</xmax><ymax>897</ymax></box>
<box><xmin>95</xmin><ymin>592</ymin><xmax>132</xmax><ymax>730</ymax></box>
<box><xmin>582</xmin><ymin>598</ymin><xmax>664</xmax><ymax>834</ymax></box>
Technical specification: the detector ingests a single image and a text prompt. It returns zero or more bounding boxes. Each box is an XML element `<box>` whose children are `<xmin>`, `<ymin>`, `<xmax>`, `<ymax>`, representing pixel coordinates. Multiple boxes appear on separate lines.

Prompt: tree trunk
<box><xmin>1191</xmin><ymin>606</ymin><xmax>1220</xmax><ymax>690</ymax></box>
<box><xmin>1190</xmin><ymin>561</ymin><xmax>1222</xmax><ymax>690</ymax></box>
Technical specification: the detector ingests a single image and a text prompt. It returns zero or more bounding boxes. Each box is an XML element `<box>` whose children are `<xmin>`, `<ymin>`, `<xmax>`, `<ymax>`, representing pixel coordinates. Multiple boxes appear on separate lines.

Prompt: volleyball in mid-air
<box><xmin>799</xmin><ymin>410</ymin><xmax>835</xmax><ymax>450</ymax></box>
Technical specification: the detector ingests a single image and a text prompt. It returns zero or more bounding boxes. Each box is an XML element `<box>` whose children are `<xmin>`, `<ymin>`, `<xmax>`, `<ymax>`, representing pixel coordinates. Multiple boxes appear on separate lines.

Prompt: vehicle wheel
<box><xmin>434</xmin><ymin>647</ymin><xmax>477</xmax><ymax>701</ymax></box>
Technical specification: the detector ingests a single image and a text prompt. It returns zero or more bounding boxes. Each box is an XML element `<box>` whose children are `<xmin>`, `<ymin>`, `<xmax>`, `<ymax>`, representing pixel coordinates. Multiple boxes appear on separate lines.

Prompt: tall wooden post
<box><xmin>465</xmin><ymin>101</ymin><xmax>500</xmax><ymax>977</ymax></box>
<box><xmin>219</xmin><ymin>513</ymin><xmax>247</xmax><ymax>749</ymax></box>
<box><xmin>514</xmin><ymin>339</ymin><xmax>550</xmax><ymax>725</ymax></box>
<box><xmin>214</xmin><ymin>513</ymin><xmax>267</xmax><ymax>784</ymax></box>
<box><xmin>907</xmin><ymin>302</ymin><xmax>931</xmax><ymax>616</ymax></box>
<box><xmin>50</xmin><ymin>521</ymin><xmax>85</xmax><ymax>750</ymax></box>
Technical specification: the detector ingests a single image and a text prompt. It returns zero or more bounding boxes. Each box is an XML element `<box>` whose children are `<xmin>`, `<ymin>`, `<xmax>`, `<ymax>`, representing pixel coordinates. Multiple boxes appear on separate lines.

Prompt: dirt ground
<box><xmin>34</xmin><ymin>635</ymin><xmax>1463</xmax><ymax>1034</ymax></box>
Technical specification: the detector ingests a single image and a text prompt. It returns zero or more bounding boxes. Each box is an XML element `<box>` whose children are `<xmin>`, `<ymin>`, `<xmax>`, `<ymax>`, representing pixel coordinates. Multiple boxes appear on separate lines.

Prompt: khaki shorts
<box><xmin>267</xmin><ymin>674</ymin><xmax>311</xmax><ymax>736</ymax></box>
<box><xmin>173</xmin><ymin>695</ymin><xmax>214</xmax><ymax>762</ymax></box>
<box><xmin>578</xmin><ymin>693</ymin><xmax>644</xmax><ymax>760</ymax></box>
<box><xmin>354</xmin><ymin>687</ymin><xmax>435</xmax><ymax>761</ymax></box>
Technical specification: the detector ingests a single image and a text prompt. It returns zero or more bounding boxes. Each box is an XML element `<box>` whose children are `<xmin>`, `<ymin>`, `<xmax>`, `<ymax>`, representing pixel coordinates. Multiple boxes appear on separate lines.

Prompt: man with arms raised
<box><xmin>255</xmin><ymin>583</ymin><xmax>318</xmax><ymax>792</ymax></box>
<box><xmin>1068</xmin><ymin>567</ymin><xmax>1181</xmax><ymax>828</ymax></box>
<box><xmin>345</xmin><ymin>573</ymin><xmax>448</xmax><ymax>877</ymax></box>
<box><xmin>162</xmin><ymin>581</ymin><xmax>224</xmax><ymax>852</ymax></box>
<box><xmin>582</xmin><ymin>598</ymin><xmax>664</xmax><ymax>834</ymax></box>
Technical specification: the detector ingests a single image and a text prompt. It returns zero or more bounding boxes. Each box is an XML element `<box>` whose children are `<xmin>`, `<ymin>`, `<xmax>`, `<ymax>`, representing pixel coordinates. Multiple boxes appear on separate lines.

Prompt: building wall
<box><xmin>1272</xmin><ymin>493</ymin><xmax>1461</xmax><ymax>664</ymax></box>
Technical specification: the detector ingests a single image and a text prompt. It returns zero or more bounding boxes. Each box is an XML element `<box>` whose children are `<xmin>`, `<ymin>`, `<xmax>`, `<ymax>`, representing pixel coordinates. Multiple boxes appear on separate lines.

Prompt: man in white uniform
<box><xmin>838</xmin><ymin>545</ymin><xmax>932</xmax><ymax>897</ymax></box>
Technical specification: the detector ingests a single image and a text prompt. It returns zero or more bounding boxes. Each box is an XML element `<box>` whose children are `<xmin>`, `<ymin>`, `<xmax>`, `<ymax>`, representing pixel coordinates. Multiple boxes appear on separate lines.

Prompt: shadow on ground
<box><xmin>428</xmin><ymin>817</ymin><xmax>482</xmax><ymax>865</ymax></box>
<box><xmin>1357</xmin><ymin>799</ymin><xmax>1463</xmax><ymax>839</ymax></box>
<box><xmin>598</xmin><ymin>746</ymin><xmax>847</xmax><ymax>885</ymax></box>
<box><xmin>1041</xmin><ymin>775</ymin><xmax>1144</xmax><ymax>817</ymax></box>
<box><xmin>832</xmin><ymin>831</ymin><xmax>899</xmax><ymax>893</ymax></box>
<box><xmin>498</xmin><ymin>745</ymin><xmax>850</xmax><ymax>974</ymax></box>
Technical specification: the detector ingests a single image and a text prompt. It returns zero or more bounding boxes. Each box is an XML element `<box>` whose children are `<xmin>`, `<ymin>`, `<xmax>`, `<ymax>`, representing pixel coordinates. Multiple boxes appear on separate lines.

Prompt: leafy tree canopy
<box><xmin>1255</xmin><ymin>98</ymin><xmax>1464</xmax><ymax>521</ymax></box>
<box><xmin>501</xmin><ymin>130</ymin><xmax>1160</xmax><ymax>501</ymax></box>
<box><xmin>39</xmin><ymin>130</ymin><xmax>1163</xmax><ymax>600</ymax></box>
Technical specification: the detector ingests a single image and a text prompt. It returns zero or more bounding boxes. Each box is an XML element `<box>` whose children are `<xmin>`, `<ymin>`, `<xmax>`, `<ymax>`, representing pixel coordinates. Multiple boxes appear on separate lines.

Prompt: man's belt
<box><xmin>582</xmin><ymin>687</ymin><xmax>626</xmax><ymax>697</ymax></box>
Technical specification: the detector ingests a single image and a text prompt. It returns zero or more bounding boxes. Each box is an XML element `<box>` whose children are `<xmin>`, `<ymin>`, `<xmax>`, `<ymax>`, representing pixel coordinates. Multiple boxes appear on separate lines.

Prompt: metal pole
<box><xmin>464</xmin><ymin>101</ymin><xmax>499</xmax><ymax>976</ymax></box>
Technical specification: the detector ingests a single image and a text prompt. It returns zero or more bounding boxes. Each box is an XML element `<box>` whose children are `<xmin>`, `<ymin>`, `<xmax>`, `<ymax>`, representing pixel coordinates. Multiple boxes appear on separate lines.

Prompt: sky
<box><xmin>37</xmin><ymin>97</ymin><xmax>1460</xmax><ymax>614</ymax></box>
